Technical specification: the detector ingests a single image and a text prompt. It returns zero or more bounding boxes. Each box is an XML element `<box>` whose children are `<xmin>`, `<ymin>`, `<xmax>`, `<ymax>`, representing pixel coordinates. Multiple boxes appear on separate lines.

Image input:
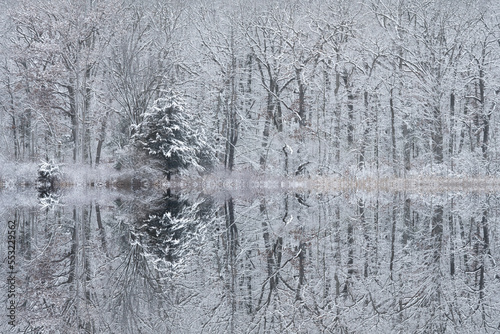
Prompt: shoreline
<box><xmin>1</xmin><ymin>162</ymin><xmax>499</xmax><ymax>193</ymax></box>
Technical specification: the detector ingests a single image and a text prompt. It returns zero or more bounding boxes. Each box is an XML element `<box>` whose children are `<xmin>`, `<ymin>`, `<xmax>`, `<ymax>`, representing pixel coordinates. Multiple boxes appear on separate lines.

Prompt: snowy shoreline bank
<box><xmin>1</xmin><ymin>161</ymin><xmax>498</xmax><ymax>194</ymax></box>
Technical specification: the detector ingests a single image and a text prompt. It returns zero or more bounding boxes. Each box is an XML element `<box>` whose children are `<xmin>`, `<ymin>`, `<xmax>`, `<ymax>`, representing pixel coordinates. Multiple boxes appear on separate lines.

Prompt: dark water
<box><xmin>1</xmin><ymin>189</ymin><xmax>500</xmax><ymax>333</ymax></box>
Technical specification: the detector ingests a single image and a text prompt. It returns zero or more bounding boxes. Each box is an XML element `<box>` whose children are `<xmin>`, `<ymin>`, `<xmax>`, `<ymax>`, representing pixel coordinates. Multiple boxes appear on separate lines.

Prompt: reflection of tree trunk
<box><xmin>374</xmin><ymin>199</ymin><xmax>379</xmax><ymax>276</ymax></box>
<box><xmin>20</xmin><ymin>209</ymin><xmax>35</xmax><ymax>261</ymax></box>
<box><xmin>225</xmin><ymin>198</ymin><xmax>238</xmax><ymax>253</ymax></box>
<box><xmin>430</xmin><ymin>205</ymin><xmax>443</xmax><ymax>314</ymax></box>
<box><xmin>82</xmin><ymin>204</ymin><xmax>94</xmax><ymax>332</ymax></box>
<box><xmin>347</xmin><ymin>222</ymin><xmax>354</xmax><ymax>273</ymax></box>
<box><xmin>67</xmin><ymin>207</ymin><xmax>77</xmax><ymax>284</ymax></box>
<box><xmin>467</xmin><ymin>217</ymin><xmax>474</xmax><ymax>273</ymax></box>
<box><xmin>478</xmin><ymin>206</ymin><xmax>491</xmax><ymax>319</ymax></box>
<box><xmin>83</xmin><ymin>205</ymin><xmax>92</xmax><ymax>284</ymax></box>
<box><xmin>457</xmin><ymin>215</ymin><xmax>469</xmax><ymax>272</ymax></box>
<box><xmin>245</xmin><ymin>248</ymin><xmax>253</xmax><ymax>314</ymax></box>
<box><xmin>359</xmin><ymin>199</ymin><xmax>369</xmax><ymax>278</ymax></box>
<box><xmin>253</xmin><ymin>199</ymin><xmax>285</xmax><ymax>314</ymax></box>
<box><xmin>432</xmin><ymin>206</ymin><xmax>443</xmax><ymax>264</ymax></box>
<box><xmin>344</xmin><ymin>208</ymin><xmax>354</xmax><ymax>295</ymax></box>
<box><xmin>258</xmin><ymin>199</ymin><xmax>277</xmax><ymax>307</ymax></box>
<box><xmin>449</xmin><ymin>199</ymin><xmax>455</xmax><ymax>276</ymax></box>
<box><xmin>431</xmin><ymin>206</ymin><xmax>443</xmax><ymax>279</ymax></box>
<box><xmin>334</xmin><ymin>206</ymin><xmax>341</xmax><ymax>298</ymax></box>
<box><xmin>402</xmin><ymin>198</ymin><xmax>411</xmax><ymax>247</ymax></box>
<box><xmin>224</xmin><ymin>198</ymin><xmax>237</xmax><ymax>333</ymax></box>
<box><xmin>282</xmin><ymin>194</ymin><xmax>289</xmax><ymax>224</ymax></box>
<box><xmin>96</xmin><ymin>203</ymin><xmax>108</xmax><ymax>254</ymax></box>
<box><xmin>62</xmin><ymin>207</ymin><xmax>79</xmax><ymax>331</ymax></box>
<box><xmin>296</xmin><ymin>240</ymin><xmax>305</xmax><ymax>301</ymax></box>
<box><xmin>389</xmin><ymin>196</ymin><xmax>397</xmax><ymax>280</ymax></box>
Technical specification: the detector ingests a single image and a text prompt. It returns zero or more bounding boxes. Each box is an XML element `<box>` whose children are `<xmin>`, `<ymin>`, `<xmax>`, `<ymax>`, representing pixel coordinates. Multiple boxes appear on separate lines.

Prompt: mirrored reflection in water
<box><xmin>1</xmin><ymin>190</ymin><xmax>500</xmax><ymax>333</ymax></box>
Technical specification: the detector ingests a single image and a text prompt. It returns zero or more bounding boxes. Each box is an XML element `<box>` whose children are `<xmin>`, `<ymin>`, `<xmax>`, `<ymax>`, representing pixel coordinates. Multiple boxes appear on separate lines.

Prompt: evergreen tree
<box><xmin>132</xmin><ymin>93</ymin><xmax>215</xmax><ymax>176</ymax></box>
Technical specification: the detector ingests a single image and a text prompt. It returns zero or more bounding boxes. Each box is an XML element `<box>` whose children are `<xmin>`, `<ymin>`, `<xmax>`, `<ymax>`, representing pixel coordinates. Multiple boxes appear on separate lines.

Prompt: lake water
<box><xmin>1</xmin><ymin>187</ymin><xmax>499</xmax><ymax>333</ymax></box>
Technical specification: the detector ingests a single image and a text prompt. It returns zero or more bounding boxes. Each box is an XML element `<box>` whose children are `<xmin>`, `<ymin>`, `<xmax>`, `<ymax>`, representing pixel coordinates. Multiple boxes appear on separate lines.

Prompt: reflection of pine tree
<box><xmin>132</xmin><ymin>92</ymin><xmax>214</xmax><ymax>176</ymax></box>
<box><xmin>135</xmin><ymin>194</ymin><xmax>215</xmax><ymax>268</ymax></box>
<box><xmin>139</xmin><ymin>195</ymin><xmax>190</xmax><ymax>263</ymax></box>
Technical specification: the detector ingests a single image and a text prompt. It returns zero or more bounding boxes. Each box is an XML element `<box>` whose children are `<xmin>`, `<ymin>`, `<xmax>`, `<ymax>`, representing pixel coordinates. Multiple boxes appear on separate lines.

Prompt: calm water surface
<box><xmin>1</xmin><ymin>188</ymin><xmax>499</xmax><ymax>333</ymax></box>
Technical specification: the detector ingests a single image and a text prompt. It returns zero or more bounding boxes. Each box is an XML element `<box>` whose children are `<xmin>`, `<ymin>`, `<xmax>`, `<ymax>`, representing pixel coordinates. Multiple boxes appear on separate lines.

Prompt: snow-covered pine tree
<box><xmin>131</xmin><ymin>92</ymin><xmax>215</xmax><ymax>177</ymax></box>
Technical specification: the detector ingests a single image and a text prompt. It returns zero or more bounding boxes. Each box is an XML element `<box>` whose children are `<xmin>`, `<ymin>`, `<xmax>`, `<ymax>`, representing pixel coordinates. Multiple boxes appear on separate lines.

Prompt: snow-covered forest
<box><xmin>3</xmin><ymin>1</ymin><xmax>500</xmax><ymax>333</ymax></box>
<box><xmin>2</xmin><ymin>0</ymin><xmax>500</xmax><ymax>179</ymax></box>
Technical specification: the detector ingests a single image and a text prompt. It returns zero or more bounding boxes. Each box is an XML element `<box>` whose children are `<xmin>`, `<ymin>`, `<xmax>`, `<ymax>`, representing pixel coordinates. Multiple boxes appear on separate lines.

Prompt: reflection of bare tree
<box><xmin>95</xmin><ymin>203</ymin><xmax>108</xmax><ymax>255</ymax></box>
<box><xmin>5</xmin><ymin>193</ymin><xmax>215</xmax><ymax>333</ymax></box>
<box><xmin>4</xmin><ymin>191</ymin><xmax>500</xmax><ymax>333</ymax></box>
<box><xmin>221</xmin><ymin>197</ymin><xmax>238</xmax><ymax>333</ymax></box>
<box><xmin>424</xmin><ymin>205</ymin><xmax>444</xmax><ymax>332</ymax></box>
<box><xmin>112</xmin><ymin>192</ymin><xmax>215</xmax><ymax>332</ymax></box>
<box><xmin>258</xmin><ymin>198</ymin><xmax>276</xmax><ymax>308</ymax></box>
<box><xmin>477</xmin><ymin>197</ymin><xmax>493</xmax><ymax>327</ymax></box>
<box><xmin>60</xmin><ymin>204</ymin><xmax>98</xmax><ymax>333</ymax></box>
<box><xmin>108</xmin><ymin>242</ymin><xmax>172</xmax><ymax>333</ymax></box>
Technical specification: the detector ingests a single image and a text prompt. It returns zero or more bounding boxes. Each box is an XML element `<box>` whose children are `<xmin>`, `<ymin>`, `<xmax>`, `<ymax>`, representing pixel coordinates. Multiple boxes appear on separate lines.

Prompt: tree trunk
<box><xmin>225</xmin><ymin>109</ymin><xmax>238</xmax><ymax>171</ymax></box>
<box><xmin>296</xmin><ymin>67</ymin><xmax>306</xmax><ymax>127</ymax></box>
<box><xmin>343</xmin><ymin>71</ymin><xmax>354</xmax><ymax>147</ymax></box>
<box><xmin>6</xmin><ymin>77</ymin><xmax>20</xmax><ymax>160</ymax></box>
<box><xmin>95</xmin><ymin>111</ymin><xmax>110</xmax><ymax>166</ymax></box>
<box><xmin>359</xmin><ymin>91</ymin><xmax>371</xmax><ymax>170</ymax></box>
<box><xmin>67</xmin><ymin>84</ymin><xmax>79</xmax><ymax>163</ymax></box>
<box><xmin>390</xmin><ymin>89</ymin><xmax>397</xmax><ymax>175</ymax></box>
<box><xmin>449</xmin><ymin>92</ymin><xmax>456</xmax><ymax>171</ymax></box>
<box><xmin>432</xmin><ymin>106</ymin><xmax>444</xmax><ymax>164</ymax></box>
<box><xmin>259</xmin><ymin>88</ymin><xmax>274</xmax><ymax>170</ymax></box>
